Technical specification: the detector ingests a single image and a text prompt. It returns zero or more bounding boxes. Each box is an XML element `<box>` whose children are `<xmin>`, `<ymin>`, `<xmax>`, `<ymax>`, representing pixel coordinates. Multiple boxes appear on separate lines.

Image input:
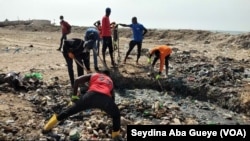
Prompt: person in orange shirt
<box><xmin>147</xmin><ymin>45</ymin><xmax>172</xmax><ymax>79</ymax></box>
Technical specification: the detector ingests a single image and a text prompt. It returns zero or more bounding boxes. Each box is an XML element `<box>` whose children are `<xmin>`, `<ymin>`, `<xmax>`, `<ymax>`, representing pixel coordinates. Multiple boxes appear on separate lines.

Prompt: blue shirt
<box><xmin>85</xmin><ymin>27</ymin><xmax>100</xmax><ymax>41</ymax></box>
<box><xmin>129</xmin><ymin>23</ymin><xmax>146</xmax><ymax>42</ymax></box>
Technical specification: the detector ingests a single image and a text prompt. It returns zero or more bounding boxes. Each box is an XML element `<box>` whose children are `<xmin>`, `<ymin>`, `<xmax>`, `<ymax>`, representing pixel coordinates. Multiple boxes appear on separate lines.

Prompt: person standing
<box><xmin>93</xmin><ymin>20</ymin><xmax>102</xmax><ymax>55</ymax></box>
<box><xmin>119</xmin><ymin>17</ymin><xmax>147</xmax><ymax>65</ymax></box>
<box><xmin>147</xmin><ymin>45</ymin><xmax>172</xmax><ymax>79</ymax></box>
<box><xmin>57</xmin><ymin>15</ymin><xmax>71</xmax><ymax>51</ymax></box>
<box><xmin>101</xmin><ymin>7</ymin><xmax>116</xmax><ymax>67</ymax></box>
<box><xmin>42</xmin><ymin>70</ymin><xmax>123</xmax><ymax>141</ymax></box>
<box><xmin>111</xmin><ymin>22</ymin><xmax>119</xmax><ymax>50</ymax></box>
<box><xmin>63</xmin><ymin>38</ymin><xmax>91</xmax><ymax>87</ymax></box>
<box><xmin>84</xmin><ymin>27</ymin><xmax>100</xmax><ymax>71</ymax></box>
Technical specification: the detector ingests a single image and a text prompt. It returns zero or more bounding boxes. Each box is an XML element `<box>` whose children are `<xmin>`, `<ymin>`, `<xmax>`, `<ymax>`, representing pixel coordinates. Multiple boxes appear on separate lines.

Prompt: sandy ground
<box><xmin>0</xmin><ymin>26</ymin><xmax>250</xmax><ymax>139</ymax></box>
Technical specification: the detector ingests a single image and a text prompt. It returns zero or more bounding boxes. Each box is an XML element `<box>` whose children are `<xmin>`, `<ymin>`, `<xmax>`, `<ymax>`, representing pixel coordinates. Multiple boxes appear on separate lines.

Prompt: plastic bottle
<box><xmin>24</xmin><ymin>72</ymin><xmax>43</xmax><ymax>80</ymax></box>
<box><xmin>32</xmin><ymin>73</ymin><xmax>42</xmax><ymax>80</ymax></box>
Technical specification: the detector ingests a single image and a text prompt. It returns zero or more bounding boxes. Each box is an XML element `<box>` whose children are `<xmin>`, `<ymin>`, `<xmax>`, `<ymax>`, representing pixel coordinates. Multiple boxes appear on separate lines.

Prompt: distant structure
<box><xmin>0</xmin><ymin>19</ymin><xmax>51</xmax><ymax>27</ymax></box>
<box><xmin>31</xmin><ymin>20</ymin><xmax>51</xmax><ymax>26</ymax></box>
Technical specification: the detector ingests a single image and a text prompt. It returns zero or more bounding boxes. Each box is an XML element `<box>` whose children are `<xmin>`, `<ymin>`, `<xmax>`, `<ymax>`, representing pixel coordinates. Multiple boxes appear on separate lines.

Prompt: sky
<box><xmin>1</xmin><ymin>0</ymin><xmax>250</xmax><ymax>32</ymax></box>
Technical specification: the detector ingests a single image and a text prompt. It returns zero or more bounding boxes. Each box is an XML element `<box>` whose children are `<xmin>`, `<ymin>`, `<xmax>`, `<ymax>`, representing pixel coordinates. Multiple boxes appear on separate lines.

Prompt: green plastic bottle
<box><xmin>31</xmin><ymin>73</ymin><xmax>42</xmax><ymax>80</ymax></box>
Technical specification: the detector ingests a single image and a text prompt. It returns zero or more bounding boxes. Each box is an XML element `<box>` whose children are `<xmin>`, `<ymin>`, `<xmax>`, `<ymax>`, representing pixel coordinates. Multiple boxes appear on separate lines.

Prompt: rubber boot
<box><xmin>43</xmin><ymin>114</ymin><xmax>58</xmax><ymax>132</ymax></box>
<box><xmin>112</xmin><ymin>130</ymin><xmax>123</xmax><ymax>141</ymax></box>
<box><xmin>112</xmin><ymin>130</ymin><xmax>120</xmax><ymax>139</ymax></box>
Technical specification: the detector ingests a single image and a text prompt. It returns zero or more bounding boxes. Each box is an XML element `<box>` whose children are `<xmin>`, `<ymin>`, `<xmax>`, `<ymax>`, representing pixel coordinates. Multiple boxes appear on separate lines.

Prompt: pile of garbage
<box><xmin>1</xmin><ymin>49</ymin><xmax>250</xmax><ymax>140</ymax></box>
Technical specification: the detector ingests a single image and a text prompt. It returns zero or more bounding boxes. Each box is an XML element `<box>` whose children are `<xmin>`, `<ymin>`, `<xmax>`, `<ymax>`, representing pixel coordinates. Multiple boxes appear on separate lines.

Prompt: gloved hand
<box><xmin>155</xmin><ymin>72</ymin><xmax>161</xmax><ymax>80</ymax></box>
<box><xmin>68</xmin><ymin>52</ymin><xmax>74</xmax><ymax>59</ymax></box>
<box><xmin>147</xmin><ymin>58</ymin><xmax>151</xmax><ymax>64</ymax></box>
<box><xmin>155</xmin><ymin>74</ymin><xmax>160</xmax><ymax>80</ymax></box>
<box><xmin>71</xmin><ymin>95</ymin><xmax>79</xmax><ymax>102</ymax></box>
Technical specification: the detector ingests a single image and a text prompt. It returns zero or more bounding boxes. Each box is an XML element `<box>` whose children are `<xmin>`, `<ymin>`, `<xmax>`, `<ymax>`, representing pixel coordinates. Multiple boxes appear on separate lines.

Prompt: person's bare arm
<box><xmin>73</xmin><ymin>73</ymin><xmax>92</xmax><ymax>95</ymax></box>
<box><xmin>93</xmin><ymin>20</ymin><xmax>100</xmax><ymax>27</ymax></box>
<box><xmin>118</xmin><ymin>23</ymin><xmax>130</xmax><ymax>27</ymax></box>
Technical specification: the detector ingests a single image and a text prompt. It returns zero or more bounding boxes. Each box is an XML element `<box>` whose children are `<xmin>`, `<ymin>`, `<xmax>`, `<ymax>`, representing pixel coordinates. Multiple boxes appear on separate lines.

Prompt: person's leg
<box><xmin>93</xmin><ymin>41</ymin><xmax>99</xmax><ymax>71</ymax></box>
<box><xmin>107</xmin><ymin>37</ymin><xmax>115</xmax><ymax>66</ymax></box>
<box><xmin>43</xmin><ymin>92</ymin><xmax>92</xmax><ymax>132</ymax></box>
<box><xmin>97</xmin><ymin>39</ymin><xmax>100</xmax><ymax>56</ymax></box>
<box><xmin>58</xmin><ymin>34</ymin><xmax>66</xmax><ymax>50</ymax></box>
<box><xmin>124</xmin><ymin>40</ymin><xmax>136</xmax><ymax>64</ymax></box>
<box><xmin>136</xmin><ymin>42</ymin><xmax>142</xmax><ymax>64</ymax></box>
<box><xmin>57</xmin><ymin>92</ymin><xmax>94</xmax><ymax>120</ymax></box>
<box><xmin>75</xmin><ymin>55</ymin><xmax>84</xmax><ymax>76</ymax></box>
<box><xmin>102</xmin><ymin>37</ymin><xmax>108</xmax><ymax>64</ymax></box>
<box><xmin>164</xmin><ymin>55</ymin><xmax>170</xmax><ymax>75</ymax></box>
<box><xmin>83</xmin><ymin>52</ymin><xmax>91</xmax><ymax>73</ymax></box>
<box><xmin>86</xmin><ymin>92</ymin><xmax>120</xmax><ymax>134</ymax></box>
<box><xmin>152</xmin><ymin>51</ymin><xmax>160</xmax><ymax>73</ymax></box>
<box><xmin>63</xmin><ymin>53</ymin><xmax>74</xmax><ymax>87</ymax></box>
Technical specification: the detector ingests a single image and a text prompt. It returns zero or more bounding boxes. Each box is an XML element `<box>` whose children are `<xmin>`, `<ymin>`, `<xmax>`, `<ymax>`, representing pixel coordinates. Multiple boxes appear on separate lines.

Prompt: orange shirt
<box><xmin>88</xmin><ymin>73</ymin><xmax>113</xmax><ymax>97</ymax></box>
<box><xmin>150</xmin><ymin>45</ymin><xmax>172</xmax><ymax>72</ymax></box>
<box><xmin>101</xmin><ymin>15</ymin><xmax>111</xmax><ymax>37</ymax></box>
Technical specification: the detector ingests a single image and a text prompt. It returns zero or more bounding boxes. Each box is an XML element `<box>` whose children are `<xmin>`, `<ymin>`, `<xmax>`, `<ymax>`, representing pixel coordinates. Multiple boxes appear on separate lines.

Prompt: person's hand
<box><xmin>68</xmin><ymin>52</ymin><xmax>74</xmax><ymax>59</ymax></box>
<box><xmin>147</xmin><ymin>58</ymin><xmax>151</xmax><ymax>64</ymax></box>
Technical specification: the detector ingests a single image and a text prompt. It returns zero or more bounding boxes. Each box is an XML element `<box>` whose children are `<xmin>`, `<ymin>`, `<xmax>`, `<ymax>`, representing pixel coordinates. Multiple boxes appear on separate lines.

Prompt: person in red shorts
<box><xmin>147</xmin><ymin>45</ymin><xmax>172</xmax><ymax>79</ymax></box>
<box><xmin>42</xmin><ymin>70</ymin><xmax>123</xmax><ymax>140</ymax></box>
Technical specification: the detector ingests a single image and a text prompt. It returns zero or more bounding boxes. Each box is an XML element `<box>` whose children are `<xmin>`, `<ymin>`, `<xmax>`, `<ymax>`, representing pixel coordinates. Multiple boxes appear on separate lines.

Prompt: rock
<box><xmin>160</xmin><ymin>120</ymin><xmax>170</xmax><ymax>125</ymax></box>
<box><xmin>184</xmin><ymin>118</ymin><xmax>199</xmax><ymax>125</ymax></box>
<box><xmin>134</xmin><ymin>120</ymin><xmax>143</xmax><ymax>125</ymax></box>
<box><xmin>121</xmin><ymin>117</ymin><xmax>132</xmax><ymax>125</ymax></box>
<box><xmin>170</xmin><ymin>118</ymin><xmax>181</xmax><ymax>125</ymax></box>
<box><xmin>168</xmin><ymin>104</ymin><xmax>180</xmax><ymax>110</ymax></box>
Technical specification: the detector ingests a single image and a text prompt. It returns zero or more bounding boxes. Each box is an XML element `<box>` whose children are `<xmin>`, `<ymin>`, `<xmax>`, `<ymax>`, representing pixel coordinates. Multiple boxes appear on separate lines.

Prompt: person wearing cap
<box><xmin>119</xmin><ymin>17</ymin><xmax>147</xmax><ymax>65</ymax></box>
<box><xmin>93</xmin><ymin>20</ymin><xmax>102</xmax><ymax>55</ymax></box>
<box><xmin>57</xmin><ymin>15</ymin><xmax>71</xmax><ymax>51</ymax></box>
<box><xmin>42</xmin><ymin>70</ymin><xmax>123</xmax><ymax>141</ymax></box>
<box><xmin>101</xmin><ymin>7</ymin><xmax>116</xmax><ymax>67</ymax></box>
<box><xmin>147</xmin><ymin>45</ymin><xmax>172</xmax><ymax>79</ymax></box>
<box><xmin>84</xmin><ymin>27</ymin><xmax>100</xmax><ymax>71</ymax></box>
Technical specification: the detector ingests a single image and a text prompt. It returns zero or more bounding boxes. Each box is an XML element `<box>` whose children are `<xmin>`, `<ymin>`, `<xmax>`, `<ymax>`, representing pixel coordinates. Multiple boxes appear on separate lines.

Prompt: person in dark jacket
<box><xmin>84</xmin><ymin>27</ymin><xmax>100</xmax><ymax>71</ymax></box>
<box><xmin>62</xmin><ymin>38</ymin><xmax>91</xmax><ymax>87</ymax></box>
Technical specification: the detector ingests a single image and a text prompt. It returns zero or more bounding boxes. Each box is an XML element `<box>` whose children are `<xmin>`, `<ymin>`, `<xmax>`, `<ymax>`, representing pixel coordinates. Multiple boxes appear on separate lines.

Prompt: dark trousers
<box><xmin>97</xmin><ymin>38</ymin><xmax>102</xmax><ymax>56</ymax></box>
<box><xmin>63</xmin><ymin>52</ymin><xmax>90</xmax><ymax>87</ymax></box>
<box><xmin>102</xmin><ymin>36</ymin><xmax>114</xmax><ymax>63</ymax></box>
<box><xmin>57</xmin><ymin>91</ymin><xmax>121</xmax><ymax>132</ymax></box>
<box><xmin>125</xmin><ymin>40</ymin><xmax>142</xmax><ymax>62</ymax></box>
<box><xmin>152</xmin><ymin>54</ymin><xmax>170</xmax><ymax>74</ymax></box>
<box><xmin>59</xmin><ymin>34</ymin><xmax>67</xmax><ymax>50</ymax></box>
